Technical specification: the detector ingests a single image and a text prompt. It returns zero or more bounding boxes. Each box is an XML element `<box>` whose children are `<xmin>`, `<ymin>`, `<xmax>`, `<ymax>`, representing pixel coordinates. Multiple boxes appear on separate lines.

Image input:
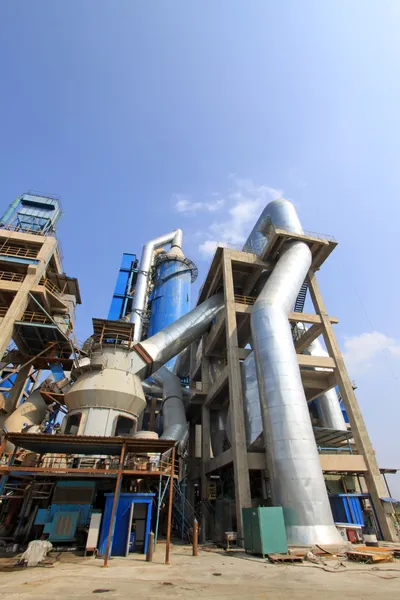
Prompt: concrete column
<box><xmin>222</xmin><ymin>250</ymin><xmax>251</xmax><ymax>541</ymax></box>
<box><xmin>201</xmin><ymin>403</ymin><xmax>211</xmax><ymax>543</ymax></box>
<box><xmin>308</xmin><ymin>269</ymin><xmax>398</xmax><ymax>542</ymax></box>
<box><xmin>0</xmin><ymin>236</ymin><xmax>57</xmax><ymax>360</ymax></box>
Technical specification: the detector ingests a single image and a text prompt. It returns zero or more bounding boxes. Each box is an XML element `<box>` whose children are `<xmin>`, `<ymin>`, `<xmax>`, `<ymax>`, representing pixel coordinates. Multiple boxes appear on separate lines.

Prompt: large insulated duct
<box><xmin>304</xmin><ymin>335</ymin><xmax>347</xmax><ymax>431</ymax></box>
<box><xmin>152</xmin><ymin>367</ymin><xmax>188</xmax><ymax>446</ymax></box>
<box><xmin>134</xmin><ymin>293</ymin><xmax>224</xmax><ymax>376</ymax></box>
<box><xmin>250</xmin><ymin>199</ymin><xmax>342</xmax><ymax>545</ymax></box>
<box><xmin>131</xmin><ymin>229</ymin><xmax>183</xmax><ymax>342</ymax></box>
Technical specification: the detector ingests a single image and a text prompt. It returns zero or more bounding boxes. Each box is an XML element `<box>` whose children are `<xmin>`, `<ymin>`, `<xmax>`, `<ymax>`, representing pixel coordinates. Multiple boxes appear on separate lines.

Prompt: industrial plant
<box><xmin>0</xmin><ymin>192</ymin><xmax>398</xmax><ymax>565</ymax></box>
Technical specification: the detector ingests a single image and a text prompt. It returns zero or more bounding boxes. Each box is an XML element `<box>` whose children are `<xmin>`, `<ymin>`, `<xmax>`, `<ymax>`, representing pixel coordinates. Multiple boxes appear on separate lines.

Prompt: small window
<box><xmin>114</xmin><ymin>416</ymin><xmax>134</xmax><ymax>436</ymax></box>
<box><xmin>65</xmin><ymin>413</ymin><xmax>81</xmax><ymax>435</ymax></box>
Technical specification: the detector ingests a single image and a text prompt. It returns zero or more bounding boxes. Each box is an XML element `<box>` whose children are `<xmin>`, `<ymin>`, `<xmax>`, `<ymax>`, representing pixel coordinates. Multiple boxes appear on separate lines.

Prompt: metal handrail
<box><xmin>234</xmin><ymin>294</ymin><xmax>256</xmax><ymax>305</ymax></box>
<box><xmin>0</xmin><ymin>223</ymin><xmax>53</xmax><ymax>236</ymax></box>
<box><xmin>0</xmin><ymin>244</ymin><xmax>38</xmax><ymax>259</ymax></box>
<box><xmin>0</xmin><ymin>271</ymin><xmax>25</xmax><ymax>283</ymax></box>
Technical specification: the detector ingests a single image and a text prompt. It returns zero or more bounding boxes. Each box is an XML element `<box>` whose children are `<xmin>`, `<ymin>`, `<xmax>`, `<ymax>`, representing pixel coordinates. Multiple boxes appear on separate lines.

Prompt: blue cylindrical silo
<box><xmin>147</xmin><ymin>254</ymin><xmax>197</xmax><ymax>368</ymax></box>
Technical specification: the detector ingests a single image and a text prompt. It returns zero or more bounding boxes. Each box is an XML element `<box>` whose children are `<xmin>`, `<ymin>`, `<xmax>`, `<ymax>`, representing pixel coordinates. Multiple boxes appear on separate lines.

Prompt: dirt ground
<box><xmin>1</xmin><ymin>544</ymin><xmax>400</xmax><ymax>600</ymax></box>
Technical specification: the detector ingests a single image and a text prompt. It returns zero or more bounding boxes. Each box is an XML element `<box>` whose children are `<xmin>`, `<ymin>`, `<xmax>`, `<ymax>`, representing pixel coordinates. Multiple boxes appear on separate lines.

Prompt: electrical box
<box><xmin>242</xmin><ymin>507</ymin><xmax>288</xmax><ymax>557</ymax></box>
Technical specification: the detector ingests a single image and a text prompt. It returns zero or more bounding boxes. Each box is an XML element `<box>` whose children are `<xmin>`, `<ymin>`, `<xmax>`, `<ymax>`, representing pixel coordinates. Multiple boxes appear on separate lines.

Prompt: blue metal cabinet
<box><xmin>98</xmin><ymin>493</ymin><xmax>155</xmax><ymax>557</ymax></box>
<box><xmin>242</xmin><ymin>507</ymin><xmax>288</xmax><ymax>556</ymax></box>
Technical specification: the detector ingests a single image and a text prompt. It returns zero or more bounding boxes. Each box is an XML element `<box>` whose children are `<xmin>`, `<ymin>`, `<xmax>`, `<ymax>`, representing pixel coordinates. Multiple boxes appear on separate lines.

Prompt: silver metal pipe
<box><xmin>243</xmin><ymin>198</ymin><xmax>302</xmax><ymax>255</ymax></box>
<box><xmin>305</xmin><ymin>335</ymin><xmax>347</xmax><ymax>431</ymax></box>
<box><xmin>131</xmin><ymin>229</ymin><xmax>183</xmax><ymax>342</ymax></box>
<box><xmin>138</xmin><ymin>293</ymin><xmax>224</xmax><ymax>375</ymax></box>
<box><xmin>152</xmin><ymin>366</ymin><xmax>188</xmax><ymax>447</ymax></box>
<box><xmin>241</xmin><ymin>351</ymin><xmax>263</xmax><ymax>449</ymax></box>
<box><xmin>251</xmin><ymin>199</ymin><xmax>342</xmax><ymax>545</ymax></box>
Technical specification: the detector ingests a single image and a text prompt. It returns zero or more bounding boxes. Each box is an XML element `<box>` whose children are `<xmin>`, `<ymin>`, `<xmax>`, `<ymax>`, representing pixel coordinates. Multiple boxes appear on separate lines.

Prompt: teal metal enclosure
<box><xmin>242</xmin><ymin>507</ymin><xmax>288</xmax><ymax>556</ymax></box>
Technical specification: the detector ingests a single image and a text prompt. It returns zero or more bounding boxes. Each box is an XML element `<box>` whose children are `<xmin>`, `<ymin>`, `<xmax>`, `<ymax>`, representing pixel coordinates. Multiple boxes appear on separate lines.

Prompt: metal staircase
<box><xmin>171</xmin><ymin>480</ymin><xmax>200</xmax><ymax>541</ymax></box>
<box><xmin>294</xmin><ymin>279</ymin><xmax>308</xmax><ymax>313</ymax></box>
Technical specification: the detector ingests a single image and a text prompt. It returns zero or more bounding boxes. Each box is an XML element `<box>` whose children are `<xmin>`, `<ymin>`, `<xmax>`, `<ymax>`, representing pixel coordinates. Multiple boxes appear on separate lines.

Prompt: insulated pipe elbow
<box><xmin>152</xmin><ymin>366</ymin><xmax>188</xmax><ymax>447</ymax></box>
<box><xmin>137</xmin><ymin>293</ymin><xmax>224</xmax><ymax>375</ymax></box>
<box><xmin>131</xmin><ymin>229</ymin><xmax>184</xmax><ymax>342</ymax></box>
<box><xmin>250</xmin><ymin>200</ymin><xmax>342</xmax><ymax>546</ymax></box>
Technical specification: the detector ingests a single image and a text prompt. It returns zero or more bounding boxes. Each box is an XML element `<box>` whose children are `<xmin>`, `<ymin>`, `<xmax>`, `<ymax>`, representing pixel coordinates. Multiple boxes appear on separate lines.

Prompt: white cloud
<box><xmin>196</xmin><ymin>175</ymin><xmax>282</xmax><ymax>255</ymax></box>
<box><xmin>172</xmin><ymin>175</ymin><xmax>283</xmax><ymax>260</ymax></box>
<box><xmin>342</xmin><ymin>331</ymin><xmax>400</xmax><ymax>375</ymax></box>
<box><xmin>173</xmin><ymin>194</ymin><xmax>224</xmax><ymax>214</ymax></box>
<box><xmin>198</xmin><ymin>239</ymin><xmax>228</xmax><ymax>258</ymax></box>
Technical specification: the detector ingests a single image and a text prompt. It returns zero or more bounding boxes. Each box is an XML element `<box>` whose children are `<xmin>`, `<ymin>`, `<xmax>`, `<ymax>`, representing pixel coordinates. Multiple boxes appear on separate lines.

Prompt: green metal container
<box><xmin>242</xmin><ymin>507</ymin><xmax>288</xmax><ymax>557</ymax></box>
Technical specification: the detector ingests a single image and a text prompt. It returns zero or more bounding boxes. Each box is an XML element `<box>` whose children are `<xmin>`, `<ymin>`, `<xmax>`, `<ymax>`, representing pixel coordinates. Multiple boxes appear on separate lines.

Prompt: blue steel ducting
<box><xmin>147</xmin><ymin>254</ymin><xmax>197</xmax><ymax>369</ymax></box>
<box><xmin>108</xmin><ymin>253</ymin><xmax>138</xmax><ymax>320</ymax></box>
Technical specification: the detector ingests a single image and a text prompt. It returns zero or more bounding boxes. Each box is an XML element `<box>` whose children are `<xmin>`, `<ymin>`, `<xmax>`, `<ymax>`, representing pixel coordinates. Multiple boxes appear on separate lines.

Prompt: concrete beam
<box><xmin>204</xmin><ymin>311</ymin><xmax>225</xmax><ymax>356</ymax></box>
<box><xmin>297</xmin><ymin>354</ymin><xmax>336</xmax><ymax>369</ymax></box>
<box><xmin>295</xmin><ymin>323</ymin><xmax>324</xmax><ymax>353</ymax></box>
<box><xmin>204</xmin><ymin>366</ymin><xmax>228</xmax><ymax>408</ymax></box>
<box><xmin>320</xmin><ymin>454</ymin><xmax>368</xmax><ymax>473</ymax></box>
<box><xmin>206</xmin><ymin>450</ymin><xmax>268</xmax><ymax>473</ymax></box>
<box><xmin>289</xmin><ymin>312</ymin><xmax>339</xmax><ymax>325</ymax></box>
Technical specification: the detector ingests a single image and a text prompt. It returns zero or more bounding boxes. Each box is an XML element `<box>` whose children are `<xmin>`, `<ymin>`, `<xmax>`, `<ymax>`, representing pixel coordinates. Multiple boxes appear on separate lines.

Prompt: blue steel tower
<box><xmin>146</xmin><ymin>246</ymin><xmax>197</xmax><ymax>368</ymax></box>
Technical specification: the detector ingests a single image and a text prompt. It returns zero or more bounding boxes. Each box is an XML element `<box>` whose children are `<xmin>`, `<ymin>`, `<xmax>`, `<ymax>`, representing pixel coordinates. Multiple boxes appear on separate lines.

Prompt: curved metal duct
<box><xmin>136</xmin><ymin>293</ymin><xmax>224</xmax><ymax>375</ymax></box>
<box><xmin>131</xmin><ymin>229</ymin><xmax>183</xmax><ymax>342</ymax></box>
<box><xmin>243</xmin><ymin>198</ymin><xmax>302</xmax><ymax>255</ymax></box>
<box><xmin>3</xmin><ymin>390</ymin><xmax>47</xmax><ymax>434</ymax></box>
<box><xmin>152</xmin><ymin>366</ymin><xmax>188</xmax><ymax>447</ymax></box>
<box><xmin>251</xmin><ymin>199</ymin><xmax>342</xmax><ymax>545</ymax></box>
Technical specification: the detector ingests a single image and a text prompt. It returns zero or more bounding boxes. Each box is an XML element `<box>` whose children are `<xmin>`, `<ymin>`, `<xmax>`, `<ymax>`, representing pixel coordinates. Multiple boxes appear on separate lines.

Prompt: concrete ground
<box><xmin>1</xmin><ymin>544</ymin><xmax>400</xmax><ymax>600</ymax></box>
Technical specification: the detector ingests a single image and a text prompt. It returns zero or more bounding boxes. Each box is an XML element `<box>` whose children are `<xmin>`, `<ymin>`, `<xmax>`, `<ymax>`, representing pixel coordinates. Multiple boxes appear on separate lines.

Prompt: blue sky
<box><xmin>1</xmin><ymin>1</ymin><xmax>400</xmax><ymax>494</ymax></box>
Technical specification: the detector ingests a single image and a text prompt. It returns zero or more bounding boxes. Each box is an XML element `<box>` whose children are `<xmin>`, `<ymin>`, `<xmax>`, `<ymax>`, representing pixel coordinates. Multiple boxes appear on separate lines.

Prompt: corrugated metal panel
<box><xmin>329</xmin><ymin>495</ymin><xmax>364</xmax><ymax>526</ymax></box>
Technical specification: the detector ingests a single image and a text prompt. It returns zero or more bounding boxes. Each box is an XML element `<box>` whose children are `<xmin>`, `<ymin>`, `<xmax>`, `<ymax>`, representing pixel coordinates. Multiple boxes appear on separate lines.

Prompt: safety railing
<box><xmin>0</xmin><ymin>244</ymin><xmax>39</xmax><ymax>259</ymax></box>
<box><xmin>234</xmin><ymin>294</ymin><xmax>256</xmax><ymax>305</ymax></box>
<box><xmin>14</xmin><ymin>450</ymin><xmax>180</xmax><ymax>477</ymax></box>
<box><xmin>0</xmin><ymin>223</ymin><xmax>54</xmax><ymax>236</ymax></box>
<box><xmin>0</xmin><ymin>271</ymin><xmax>25</xmax><ymax>283</ymax></box>
<box><xmin>18</xmin><ymin>311</ymin><xmax>51</xmax><ymax>324</ymax></box>
<box><xmin>38</xmin><ymin>277</ymin><xmax>64</xmax><ymax>298</ymax></box>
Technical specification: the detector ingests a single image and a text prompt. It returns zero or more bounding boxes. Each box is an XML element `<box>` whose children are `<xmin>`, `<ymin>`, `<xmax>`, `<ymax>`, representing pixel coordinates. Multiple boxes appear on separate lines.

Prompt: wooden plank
<box><xmin>346</xmin><ymin>550</ymin><xmax>394</xmax><ymax>563</ymax></box>
<box><xmin>268</xmin><ymin>553</ymin><xmax>303</xmax><ymax>563</ymax></box>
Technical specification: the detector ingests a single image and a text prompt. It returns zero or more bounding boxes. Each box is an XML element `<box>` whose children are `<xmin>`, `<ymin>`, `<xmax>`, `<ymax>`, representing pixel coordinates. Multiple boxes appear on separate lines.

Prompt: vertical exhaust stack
<box><xmin>130</xmin><ymin>229</ymin><xmax>183</xmax><ymax>342</ymax></box>
<box><xmin>250</xmin><ymin>199</ymin><xmax>342</xmax><ymax>545</ymax></box>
